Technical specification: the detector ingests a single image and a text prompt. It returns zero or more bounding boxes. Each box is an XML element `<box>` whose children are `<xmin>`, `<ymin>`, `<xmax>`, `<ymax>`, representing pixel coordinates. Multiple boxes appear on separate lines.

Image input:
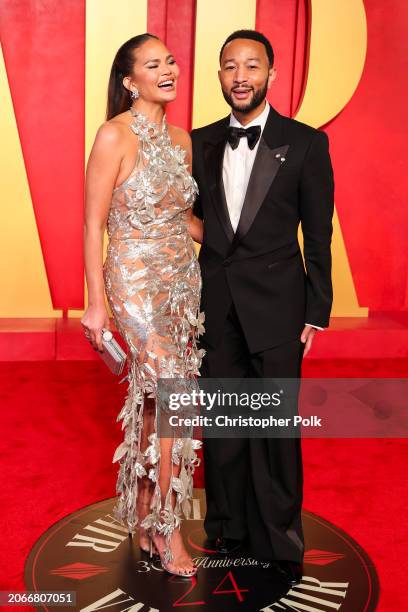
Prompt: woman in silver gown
<box><xmin>81</xmin><ymin>34</ymin><xmax>205</xmax><ymax>577</ymax></box>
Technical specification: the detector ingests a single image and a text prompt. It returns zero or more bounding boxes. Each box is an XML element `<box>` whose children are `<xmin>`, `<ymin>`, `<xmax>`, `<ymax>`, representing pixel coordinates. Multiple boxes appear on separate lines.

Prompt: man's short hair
<box><xmin>219</xmin><ymin>29</ymin><xmax>274</xmax><ymax>67</ymax></box>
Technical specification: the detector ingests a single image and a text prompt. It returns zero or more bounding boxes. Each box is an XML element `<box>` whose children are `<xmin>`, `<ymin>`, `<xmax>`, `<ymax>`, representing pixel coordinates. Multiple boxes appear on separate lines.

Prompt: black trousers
<box><xmin>200</xmin><ymin>302</ymin><xmax>305</xmax><ymax>563</ymax></box>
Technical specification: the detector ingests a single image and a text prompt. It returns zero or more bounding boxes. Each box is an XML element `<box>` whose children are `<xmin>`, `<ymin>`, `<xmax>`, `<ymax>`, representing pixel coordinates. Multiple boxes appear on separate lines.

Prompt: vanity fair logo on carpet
<box><xmin>25</xmin><ymin>490</ymin><xmax>379</xmax><ymax>611</ymax></box>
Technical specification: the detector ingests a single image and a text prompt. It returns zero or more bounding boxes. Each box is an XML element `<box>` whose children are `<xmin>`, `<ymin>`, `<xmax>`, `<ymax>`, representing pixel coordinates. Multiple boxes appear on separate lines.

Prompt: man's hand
<box><xmin>300</xmin><ymin>325</ymin><xmax>317</xmax><ymax>357</ymax></box>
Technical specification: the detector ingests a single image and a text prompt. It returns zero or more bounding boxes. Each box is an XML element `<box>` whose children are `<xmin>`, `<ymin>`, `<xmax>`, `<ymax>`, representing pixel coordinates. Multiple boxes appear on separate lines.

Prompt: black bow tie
<box><xmin>227</xmin><ymin>125</ymin><xmax>261</xmax><ymax>150</ymax></box>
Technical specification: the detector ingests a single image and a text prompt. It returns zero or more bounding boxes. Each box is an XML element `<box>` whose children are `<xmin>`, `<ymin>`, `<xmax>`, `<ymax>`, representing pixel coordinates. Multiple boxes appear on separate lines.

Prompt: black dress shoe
<box><xmin>273</xmin><ymin>560</ymin><xmax>303</xmax><ymax>585</ymax></box>
<box><xmin>215</xmin><ymin>537</ymin><xmax>243</xmax><ymax>554</ymax></box>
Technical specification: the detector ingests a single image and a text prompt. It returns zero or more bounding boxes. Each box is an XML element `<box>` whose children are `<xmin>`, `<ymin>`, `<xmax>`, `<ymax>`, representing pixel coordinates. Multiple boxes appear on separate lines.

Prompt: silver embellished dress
<box><xmin>103</xmin><ymin>107</ymin><xmax>205</xmax><ymax>563</ymax></box>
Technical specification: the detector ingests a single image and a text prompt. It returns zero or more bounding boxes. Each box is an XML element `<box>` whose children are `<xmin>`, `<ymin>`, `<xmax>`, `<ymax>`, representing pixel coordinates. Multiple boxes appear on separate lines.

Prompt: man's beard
<box><xmin>221</xmin><ymin>79</ymin><xmax>269</xmax><ymax>114</ymax></box>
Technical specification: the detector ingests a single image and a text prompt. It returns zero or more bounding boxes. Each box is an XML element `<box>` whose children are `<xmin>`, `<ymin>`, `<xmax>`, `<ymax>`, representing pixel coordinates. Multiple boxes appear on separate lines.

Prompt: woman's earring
<box><xmin>130</xmin><ymin>87</ymin><xmax>139</xmax><ymax>100</ymax></box>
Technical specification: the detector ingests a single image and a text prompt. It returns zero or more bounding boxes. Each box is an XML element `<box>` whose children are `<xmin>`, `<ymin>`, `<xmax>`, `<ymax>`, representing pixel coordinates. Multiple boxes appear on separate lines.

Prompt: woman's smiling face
<box><xmin>123</xmin><ymin>38</ymin><xmax>180</xmax><ymax>104</ymax></box>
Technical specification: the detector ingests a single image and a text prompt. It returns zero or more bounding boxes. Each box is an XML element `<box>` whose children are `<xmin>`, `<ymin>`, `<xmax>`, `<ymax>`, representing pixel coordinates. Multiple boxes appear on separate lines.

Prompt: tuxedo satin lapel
<box><xmin>204</xmin><ymin>137</ymin><xmax>235</xmax><ymax>243</ymax></box>
<box><xmin>228</xmin><ymin>105</ymin><xmax>289</xmax><ymax>252</ymax></box>
<box><xmin>231</xmin><ymin>141</ymin><xmax>290</xmax><ymax>249</ymax></box>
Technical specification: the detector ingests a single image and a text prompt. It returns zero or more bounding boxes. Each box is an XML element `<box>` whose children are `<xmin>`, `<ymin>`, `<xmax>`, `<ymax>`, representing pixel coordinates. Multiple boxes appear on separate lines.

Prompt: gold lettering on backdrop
<box><xmin>192</xmin><ymin>0</ymin><xmax>369</xmax><ymax>316</ymax></box>
<box><xmin>296</xmin><ymin>0</ymin><xmax>368</xmax><ymax>316</ymax></box>
<box><xmin>0</xmin><ymin>48</ymin><xmax>61</xmax><ymax>317</ymax></box>
<box><xmin>69</xmin><ymin>0</ymin><xmax>148</xmax><ymax>319</ymax></box>
<box><xmin>2</xmin><ymin>1</ymin><xmax>369</xmax><ymax>316</ymax></box>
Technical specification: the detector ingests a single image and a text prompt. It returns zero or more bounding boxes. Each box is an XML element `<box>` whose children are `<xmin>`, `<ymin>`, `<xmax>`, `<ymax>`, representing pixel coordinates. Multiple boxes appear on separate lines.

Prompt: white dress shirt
<box><xmin>223</xmin><ymin>100</ymin><xmax>270</xmax><ymax>232</ymax></box>
<box><xmin>222</xmin><ymin>100</ymin><xmax>324</xmax><ymax>331</ymax></box>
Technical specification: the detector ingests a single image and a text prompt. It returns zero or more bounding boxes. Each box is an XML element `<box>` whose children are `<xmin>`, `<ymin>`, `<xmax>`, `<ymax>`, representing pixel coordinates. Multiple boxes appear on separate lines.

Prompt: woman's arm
<box><xmin>81</xmin><ymin>122</ymin><xmax>124</xmax><ymax>351</ymax></box>
<box><xmin>186</xmin><ymin>208</ymin><xmax>203</xmax><ymax>244</ymax></box>
<box><xmin>175</xmin><ymin>127</ymin><xmax>204</xmax><ymax>244</ymax></box>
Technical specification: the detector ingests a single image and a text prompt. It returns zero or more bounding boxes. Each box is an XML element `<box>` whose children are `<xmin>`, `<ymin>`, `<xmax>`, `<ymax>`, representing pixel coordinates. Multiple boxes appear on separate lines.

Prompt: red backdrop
<box><xmin>0</xmin><ymin>0</ymin><xmax>407</xmax><ymax>313</ymax></box>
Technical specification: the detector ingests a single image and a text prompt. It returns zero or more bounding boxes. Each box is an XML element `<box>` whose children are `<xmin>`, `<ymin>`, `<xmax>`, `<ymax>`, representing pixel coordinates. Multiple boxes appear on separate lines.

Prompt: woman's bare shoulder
<box><xmin>167</xmin><ymin>124</ymin><xmax>191</xmax><ymax>148</ymax></box>
<box><xmin>96</xmin><ymin>111</ymin><xmax>133</xmax><ymax>144</ymax></box>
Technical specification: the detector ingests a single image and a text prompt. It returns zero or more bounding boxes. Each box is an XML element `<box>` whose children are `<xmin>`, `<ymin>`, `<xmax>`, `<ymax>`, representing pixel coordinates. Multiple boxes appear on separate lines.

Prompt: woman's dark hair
<box><xmin>106</xmin><ymin>33</ymin><xmax>159</xmax><ymax>120</ymax></box>
<box><xmin>219</xmin><ymin>29</ymin><xmax>274</xmax><ymax>68</ymax></box>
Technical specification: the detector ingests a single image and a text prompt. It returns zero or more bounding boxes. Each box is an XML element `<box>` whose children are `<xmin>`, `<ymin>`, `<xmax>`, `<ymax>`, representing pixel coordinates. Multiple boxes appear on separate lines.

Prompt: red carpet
<box><xmin>0</xmin><ymin>358</ymin><xmax>407</xmax><ymax>610</ymax></box>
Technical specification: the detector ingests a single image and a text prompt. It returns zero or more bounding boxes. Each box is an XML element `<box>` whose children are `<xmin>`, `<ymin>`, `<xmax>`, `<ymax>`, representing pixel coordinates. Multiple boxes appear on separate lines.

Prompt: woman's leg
<box><xmin>136</xmin><ymin>338</ymin><xmax>197</xmax><ymax>574</ymax></box>
<box><xmin>151</xmin><ymin>436</ymin><xmax>196</xmax><ymax>573</ymax></box>
<box><xmin>137</xmin><ymin>396</ymin><xmax>156</xmax><ymax>551</ymax></box>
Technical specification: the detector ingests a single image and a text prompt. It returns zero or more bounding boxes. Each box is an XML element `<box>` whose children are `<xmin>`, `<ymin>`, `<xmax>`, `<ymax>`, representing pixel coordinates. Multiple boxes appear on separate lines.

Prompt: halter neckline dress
<box><xmin>103</xmin><ymin>105</ymin><xmax>205</xmax><ymax>563</ymax></box>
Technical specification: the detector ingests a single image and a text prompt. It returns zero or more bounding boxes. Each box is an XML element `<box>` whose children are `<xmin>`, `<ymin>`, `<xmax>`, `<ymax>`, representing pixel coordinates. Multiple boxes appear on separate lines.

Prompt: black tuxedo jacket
<box><xmin>191</xmin><ymin>104</ymin><xmax>334</xmax><ymax>353</ymax></box>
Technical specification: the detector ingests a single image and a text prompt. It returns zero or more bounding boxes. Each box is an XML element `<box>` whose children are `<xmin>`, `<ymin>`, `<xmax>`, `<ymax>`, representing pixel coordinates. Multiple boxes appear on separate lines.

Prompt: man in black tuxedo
<box><xmin>191</xmin><ymin>30</ymin><xmax>334</xmax><ymax>585</ymax></box>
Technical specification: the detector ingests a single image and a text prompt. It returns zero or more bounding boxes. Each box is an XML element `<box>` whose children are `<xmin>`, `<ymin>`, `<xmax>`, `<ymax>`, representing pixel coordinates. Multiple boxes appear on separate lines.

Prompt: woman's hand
<box><xmin>81</xmin><ymin>305</ymin><xmax>111</xmax><ymax>352</ymax></box>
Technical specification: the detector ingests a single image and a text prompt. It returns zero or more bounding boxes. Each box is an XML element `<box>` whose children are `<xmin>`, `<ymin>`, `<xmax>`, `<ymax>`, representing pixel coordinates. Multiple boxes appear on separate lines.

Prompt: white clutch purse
<box><xmin>99</xmin><ymin>328</ymin><xmax>127</xmax><ymax>376</ymax></box>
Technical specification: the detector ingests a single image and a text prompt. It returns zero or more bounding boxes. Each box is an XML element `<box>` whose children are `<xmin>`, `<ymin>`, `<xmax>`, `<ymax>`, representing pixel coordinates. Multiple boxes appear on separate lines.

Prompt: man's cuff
<box><xmin>305</xmin><ymin>323</ymin><xmax>325</xmax><ymax>331</ymax></box>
